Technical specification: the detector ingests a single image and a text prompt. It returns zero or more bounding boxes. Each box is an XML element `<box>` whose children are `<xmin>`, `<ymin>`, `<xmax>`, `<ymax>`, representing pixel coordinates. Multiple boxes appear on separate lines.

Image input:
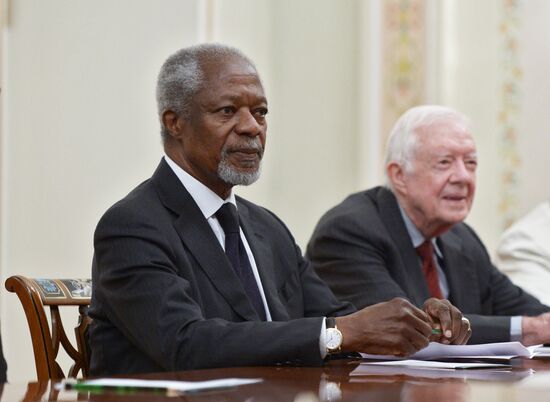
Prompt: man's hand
<box><xmin>423</xmin><ymin>298</ymin><xmax>471</xmax><ymax>345</ymax></box>
<box><xmin>522</xmin><ymin>312</ymin><xmax>550</xmax><ymax>345</ymax></box>
<box><xmin>335</xmin><ymin>297</ymin><xmax>433</xmax><ymax>357</ymax></box>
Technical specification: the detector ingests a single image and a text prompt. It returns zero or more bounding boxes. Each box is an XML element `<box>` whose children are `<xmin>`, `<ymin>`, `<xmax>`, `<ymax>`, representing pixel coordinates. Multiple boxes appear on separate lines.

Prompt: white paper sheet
<box><xmin>360</xmin><ymin>341</ymin><xmax>544</xmax><ymax>360</ymax></box>
<box><xmin>351</xmin><ymin>363</ymin><xmax>533</xmax><ymax>381</ymax></box>
<box><xmin>359</xmin><ymin>359</ymin><xmax>508</xmax><ymax>369</ymax></box>
<box><xmin>532</xmin><ymin>346</ymin><xmax>550</xmax><ymax>358</ymax></box>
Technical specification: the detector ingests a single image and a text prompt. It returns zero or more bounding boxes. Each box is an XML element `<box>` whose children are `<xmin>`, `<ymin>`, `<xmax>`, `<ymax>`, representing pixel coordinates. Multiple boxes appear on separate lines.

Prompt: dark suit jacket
<box><xmin>0</xmin><ymin>332</ymin><xmax>6</xmax><ymax>383</ymax></box>
<box><xmin>306</xmin><ymin>186</ymin><xmax>550</xmax><ymax>344</ymax></box>
<box><xmin>89</xmin><ymin>159</ymin><xmax>354</xmax><ymax>375</ymax></box>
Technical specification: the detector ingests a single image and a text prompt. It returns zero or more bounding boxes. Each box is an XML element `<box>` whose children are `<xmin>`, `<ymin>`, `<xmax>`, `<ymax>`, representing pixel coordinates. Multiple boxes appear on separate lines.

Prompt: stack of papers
<box><xmin>352</xmin><ymin>342</ymin><xmax>550</xmax><ymax>380</ymax></box>
<box><xmin>361</xmin><ymin>341</ymin><xmax>550</xmax><ymax>361</ymax></box>
<box><xmin>531</xmin><ymin>346</ymin><xmax>550</xmax><ymax>358</ymax></box>
<box><xmin>359</xmin><ymin>360</ymin><xmax>507</xmax><ymax>370</ymax></box>
<box><xmin>351</xmin><ymin>362</ymin><xmax>533</xmax><ymax>381</ymax></box>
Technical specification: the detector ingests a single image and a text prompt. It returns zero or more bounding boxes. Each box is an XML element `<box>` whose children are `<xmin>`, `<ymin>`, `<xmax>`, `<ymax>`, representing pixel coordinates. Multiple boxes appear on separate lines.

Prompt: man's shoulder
<box><xmin>99</xmin><ymin>160</ymin><xmax>177</xmax><ymax>221</ymax></box>
<box><xmin>317</xmin><ymin>186</ymin><xmax>388</xmax><ymax>224</ymax></box>
<box><xmin>96</xmin><ymin>178</ymin><xmax>162</xmax><ymax>231</ymax></box>
<box><xmin>307</xmin><ymin>186</ymin><xmax>398</xmax><ymax>249</ymax></box>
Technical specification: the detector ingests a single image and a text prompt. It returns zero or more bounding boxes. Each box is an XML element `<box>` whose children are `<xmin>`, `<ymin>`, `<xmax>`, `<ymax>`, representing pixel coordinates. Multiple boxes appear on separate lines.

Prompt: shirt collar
<box><xmin>164</xmin><ymin>155</ymin><xmax>237</xmax><ymax>219</ymax></box>
<box><xmin>397</xmin><ymin>203</ymin><xmax>443</xmax><ymax>259</ymax></box>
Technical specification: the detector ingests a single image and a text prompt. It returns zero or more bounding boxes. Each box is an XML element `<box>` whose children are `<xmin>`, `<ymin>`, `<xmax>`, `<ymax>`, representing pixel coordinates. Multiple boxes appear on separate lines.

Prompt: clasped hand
<box><xmin>335</xmin><ymin>297</ymin><xmax>471</xmax><ymax>357</ymax></box>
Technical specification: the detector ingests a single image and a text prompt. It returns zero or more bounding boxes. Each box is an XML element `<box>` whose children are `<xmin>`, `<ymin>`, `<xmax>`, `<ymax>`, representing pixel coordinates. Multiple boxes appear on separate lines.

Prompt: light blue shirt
<box><xmin>399</xmin><ymin>206</ymin><xmax>450</xmax><ymax>298</ymax></box>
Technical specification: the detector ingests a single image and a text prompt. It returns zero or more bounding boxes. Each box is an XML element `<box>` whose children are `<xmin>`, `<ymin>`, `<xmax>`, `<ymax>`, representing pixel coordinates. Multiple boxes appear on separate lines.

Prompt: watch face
<box><xmin>326</xmin><ymin>327</ymin><xmax>343</xmax><ymax>350</ymax></box>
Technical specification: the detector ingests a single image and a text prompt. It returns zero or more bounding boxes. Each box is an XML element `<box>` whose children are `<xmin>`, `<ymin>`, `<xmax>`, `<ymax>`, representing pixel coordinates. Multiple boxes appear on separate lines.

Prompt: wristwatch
<box><xmin>325</xmin><ymin>317</ymin><xmax>343</xmax><ymax>354</ymax></box>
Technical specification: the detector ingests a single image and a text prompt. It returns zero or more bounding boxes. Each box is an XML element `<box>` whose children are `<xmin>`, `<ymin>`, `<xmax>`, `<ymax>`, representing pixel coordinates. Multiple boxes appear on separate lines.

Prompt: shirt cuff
<box><xmin>510</xmin><ymin>316</ymin><xmax>522</xmax><ymax>342</ymax></box>
<box><xmin>320</xmin><ymin>317</ymin><xmax>327</xmax><ymax>359</ymax></box>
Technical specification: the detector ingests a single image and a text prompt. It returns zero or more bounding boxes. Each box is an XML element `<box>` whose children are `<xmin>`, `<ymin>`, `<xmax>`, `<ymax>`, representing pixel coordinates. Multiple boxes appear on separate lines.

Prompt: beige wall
<box><xmin>236</xmin><ymin>0</ymin><xmax>360</xmax><ymax>246</ymax></box>
<box><xmin>438</xmin><ymin>0</ymin><xmax>501</xmax><ymax>251</ymax></box>
<box><xmin>438</xmin><ymin>0</ymin><xmax>550</xmax><ymax>250</ymax></box>
<box><xmin>1</xmin><ymin>0</ymin><xmax>549</xmax><ymax>383</ymax></box>
<box><xmin>517</xmin><ymin>0</ymin><xmax>550</xmax><ymax>216</ymax></box>
<box><xmin>1</xmin><ymin>0</ymin><xmax>202</xmax><ymax>382</ymax></box>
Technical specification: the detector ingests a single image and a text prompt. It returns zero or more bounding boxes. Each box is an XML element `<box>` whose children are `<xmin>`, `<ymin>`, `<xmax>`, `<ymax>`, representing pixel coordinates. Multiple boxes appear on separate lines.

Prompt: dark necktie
<box><xmin>416</xmin><ymin>240</ymin><xmax>444</xmax><ymax>299</ymax></box>
<box><xmin>216</xmin><ymin>203</ymin><xmax>266</xmax><ymax>320</ymax></box>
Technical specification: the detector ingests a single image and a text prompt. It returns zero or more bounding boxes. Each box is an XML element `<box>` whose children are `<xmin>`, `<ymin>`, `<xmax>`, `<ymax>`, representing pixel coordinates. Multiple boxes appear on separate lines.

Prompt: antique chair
<box><xmin>5</xmin><ymin>275</ymin><xmax>92</xmax><ymax>381</ymax></box>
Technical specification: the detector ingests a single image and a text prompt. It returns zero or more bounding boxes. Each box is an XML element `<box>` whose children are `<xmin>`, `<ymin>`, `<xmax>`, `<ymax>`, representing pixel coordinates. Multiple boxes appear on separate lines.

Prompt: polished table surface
<box><xmin>4</xmin><ymin>357</ymin><xmax>550</xmax><ymax>402</ymax></box>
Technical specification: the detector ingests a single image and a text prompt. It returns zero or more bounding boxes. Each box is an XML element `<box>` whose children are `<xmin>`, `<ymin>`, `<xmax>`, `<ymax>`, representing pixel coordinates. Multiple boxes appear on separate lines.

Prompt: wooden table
<box><xmin>3</xmin><ymin>357</ymin><xmax>550</xmax><ymax>401</ymax></box>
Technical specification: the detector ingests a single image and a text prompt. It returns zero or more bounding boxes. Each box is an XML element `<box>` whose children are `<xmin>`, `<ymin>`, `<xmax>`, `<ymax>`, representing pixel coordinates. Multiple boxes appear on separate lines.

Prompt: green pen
<box><xmin>431</xmin><ymin>328</ymin><xmax>442</xmax><ymax>335</ymax></box>
<box><xmin>62</xmin><ymin>382</ymin><xmax>167</xmax><ymax>395</ymax></box>
<box><xmin>63</xmin><ymin>382</ymin><xmax>106</xmax><ymax>394</ymax></box>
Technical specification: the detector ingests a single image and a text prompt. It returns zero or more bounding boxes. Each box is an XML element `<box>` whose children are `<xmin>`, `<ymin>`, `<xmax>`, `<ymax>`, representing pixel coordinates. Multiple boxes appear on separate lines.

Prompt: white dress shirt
<box><xmin>164</xmin><ymin>155</ymin><xmax>272</xmax><ymax>321</ymax></box>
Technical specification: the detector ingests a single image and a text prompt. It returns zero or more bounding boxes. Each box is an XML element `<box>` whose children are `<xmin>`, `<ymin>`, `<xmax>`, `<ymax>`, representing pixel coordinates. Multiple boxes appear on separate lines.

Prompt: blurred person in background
<box><xmin>497</xmin><ymin>201</ymin><xmax>550</xmax><ymax>306</ymax></box>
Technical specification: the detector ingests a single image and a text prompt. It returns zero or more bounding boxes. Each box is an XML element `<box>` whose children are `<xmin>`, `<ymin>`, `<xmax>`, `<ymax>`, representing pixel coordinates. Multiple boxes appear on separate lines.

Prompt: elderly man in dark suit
<box><xmin>89</xmin><ymin>46</ymin><xmax>470</xmax><ymax>376</ymax></box>
<box><xmin>308</xmin><ymin>105</ymin><xmax>550</xmax><ymax>345</ymax></box>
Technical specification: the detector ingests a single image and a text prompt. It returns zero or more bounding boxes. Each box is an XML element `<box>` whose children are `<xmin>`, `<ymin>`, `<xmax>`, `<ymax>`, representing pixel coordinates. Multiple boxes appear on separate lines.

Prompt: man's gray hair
<box><xmin>383</xmin><ymin>105</ymin><xmax>471</xmax><ymax>189</ymax></box>
<box><xmin>156</xmin><ymin>43</ymin><xmax>257</xmax><ymax>141</ymax></box>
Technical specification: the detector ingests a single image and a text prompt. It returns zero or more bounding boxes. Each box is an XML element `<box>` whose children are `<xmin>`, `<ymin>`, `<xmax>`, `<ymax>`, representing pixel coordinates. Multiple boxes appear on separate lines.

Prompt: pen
<box><xmin>431</xmin><ymin>328</ymin><xmax>442</xmax><ymax>335</ymax></box>
<box><xmin>58</xmin><ymin>377</ymin><xmax>262</xmax><ymax>395</ymax></box>
<box><xmin>66</xmin><ymin>383</ymin><xmax>104</xmax><ymax>392</ymax></box>
<box><xmin>63</xmin><ymin>382</ymin><xmax>170</xmax><ymax>395</ymax></box>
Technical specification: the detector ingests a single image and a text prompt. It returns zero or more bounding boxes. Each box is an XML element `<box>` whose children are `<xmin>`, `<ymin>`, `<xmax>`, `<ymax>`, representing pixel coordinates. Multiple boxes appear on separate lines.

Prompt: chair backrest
<box><xmin>5</xmin><ymin>275</ymin><xmax>92</xmax><ymax>381</ymax></box>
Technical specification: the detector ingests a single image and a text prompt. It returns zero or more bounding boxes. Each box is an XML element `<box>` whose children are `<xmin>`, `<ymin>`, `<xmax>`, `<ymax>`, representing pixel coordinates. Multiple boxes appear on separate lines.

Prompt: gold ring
<box><xmin>462</xmin><ymin>317</ymin><xmax>471</xmax><ymax>331</ymax></box>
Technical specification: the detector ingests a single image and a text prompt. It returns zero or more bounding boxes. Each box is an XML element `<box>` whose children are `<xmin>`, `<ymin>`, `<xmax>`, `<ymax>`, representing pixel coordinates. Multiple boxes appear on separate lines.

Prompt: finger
<box><xmin>392</xmin><ymin>330</ymin><xmax>430</xmax><ymax>357</ymax></box>
<box><xmin>424</xmin><ymin>298</ymin><xmax>452</xmax><ymax>340</ymax></box>
<box><xmin>454</xmin><ymin>317</ymin><xmax>472</xmax><ymax>345</ymax></box>
<box><xmin>454</xmin><ymin>328</ymin><xmax>469</xmax><ymax>345</ymax></box>
<box><xmin>392</xmin><ymin>300</ymin><xmax>432</xmax><ymax>351</ymax></box>
<box><xmin>407</xmin><ymin>301</ymin><xmax>431</xmax><ymax>323</ymax></box>
<box><xmin>454</xmin><ymin>326</ymin><xmax>469</xmax><ymax>345</ymax></box>
<box><xmin>407</xmin><ymin>327</ymin><xmax>431</xmax><ymax>353</ymax></box>
<box><xmin>369</xmin><ymin>333</ymin><xmax>419</xmax><ymax>357</ymax></box>
<box><xmin>392</xmin><ymin>341</ymin><xmax>417</xmax><ymax>358</ymax></box>
<box><xmin>407</xmin><ymin>309</ymin><xmax>433</xmax><ymax>338</ymax></box>
<box><xmin>392</xmin><ymin>298</ymin><xmax>432</xmax><ymax>337</ymax></box>
<box><xmin>448</xmin><ymin>303</ymin><xmax>464</xmax><ymax>342</ymax></box>
<box><xmin>465</xmin><ymin>317</ymin><xmax>472</xmax><ymax>342</ymax></box>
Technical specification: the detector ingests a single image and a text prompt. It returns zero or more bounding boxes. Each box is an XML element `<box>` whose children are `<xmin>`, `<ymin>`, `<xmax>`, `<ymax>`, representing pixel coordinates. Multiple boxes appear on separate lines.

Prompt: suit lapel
<box><xmin>438</xmin><ymin>230</ymin><xmax>479</xmax><ymax>311</ymax></box>
<box><xmin>238</xmin><ymin>201</ymin><xmax>290</xmax><ymax>321</ymax></box>
<box><xmin>376</xmin><ymin>188</ymin><xmax>431</xmax><ymax>306</ymax></box>
<box><xmin>151</xmin><ymin>160</ymin><xmax>259</xmax><ymax>321</ymax></box>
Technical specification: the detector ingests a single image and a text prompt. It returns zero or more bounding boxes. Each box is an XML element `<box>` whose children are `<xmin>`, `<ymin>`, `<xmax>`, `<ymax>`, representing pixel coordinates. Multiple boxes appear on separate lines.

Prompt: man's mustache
<box><xmin>222</xmin><ymin>138</ymin><xmax>264</xmax><ymax>158</ymax></box>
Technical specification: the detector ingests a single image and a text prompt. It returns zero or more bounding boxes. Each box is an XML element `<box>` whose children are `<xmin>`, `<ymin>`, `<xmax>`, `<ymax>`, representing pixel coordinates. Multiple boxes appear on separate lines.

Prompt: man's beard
<box><xmin>217</xmin><ymin>138</ymin><xmax>263</xmax><ymax>186</ymax></box>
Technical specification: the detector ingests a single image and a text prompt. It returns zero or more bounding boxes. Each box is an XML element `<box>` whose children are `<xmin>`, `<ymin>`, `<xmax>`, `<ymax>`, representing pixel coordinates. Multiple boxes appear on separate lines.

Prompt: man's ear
<box><xmin>387</xmin><ymin>162</ymin><xmax>408</xmax><ymax>195</ymax></box>
<box><xmin>162</xmin><ymin>110</ymin><xmax>185</xmax><ymax>140</ymax></box>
